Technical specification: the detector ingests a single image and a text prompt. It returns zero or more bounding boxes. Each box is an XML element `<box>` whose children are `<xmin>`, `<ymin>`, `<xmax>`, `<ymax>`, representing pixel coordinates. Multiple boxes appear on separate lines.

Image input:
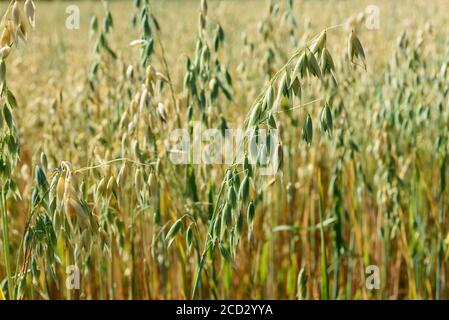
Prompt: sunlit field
<box><xmin>0</xmin><ymin>0</ymin><xmax>449</xmax><ymax>300</ymax></box>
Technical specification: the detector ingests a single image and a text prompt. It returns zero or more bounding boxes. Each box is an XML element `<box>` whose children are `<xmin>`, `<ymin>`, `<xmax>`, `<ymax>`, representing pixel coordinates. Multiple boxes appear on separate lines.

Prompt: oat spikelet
<box><xmin>12</xmin><ymin>1</ymin><xmax>27</xmax><ymax>42</ymax></box>
<box><xmin>0</xmin><ymin>24</ymin><xmax>13</xmax><ymax>47</ymax></box>
<box><xmin>129</xmin><ymin>39</ymin><xmax>147</xmax><ymax>47</ymax></box>
<box><xmin>56</xmin><ymin>175</ymin><xmax>65</xmax><ymax>206</ymax></box>
<box><xmin>12</xmin><ymin>1</ymin><xmax>20</xmax><ymax>26</ymax></box>
<box><xmin>24</xmin><ymin>0</ymin><xmax>36</xmax><ymax>29</ymax></box>
<box><xmin>157</xmin><ymin>102</ymin><xmax>167</xmax><ymax>122</ymax></box>
<box><xmin>0</xmin><ymin>45</ymin><xmax>11</xmax><ymax>59</ymax></box>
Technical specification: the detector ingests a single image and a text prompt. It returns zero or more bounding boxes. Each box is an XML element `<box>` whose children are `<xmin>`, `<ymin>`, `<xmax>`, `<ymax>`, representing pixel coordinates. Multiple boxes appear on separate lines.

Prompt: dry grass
<box><xmin>0</xmin><ymin>0</ymin><xmax>448</xmax><ymax>300</ymax></box>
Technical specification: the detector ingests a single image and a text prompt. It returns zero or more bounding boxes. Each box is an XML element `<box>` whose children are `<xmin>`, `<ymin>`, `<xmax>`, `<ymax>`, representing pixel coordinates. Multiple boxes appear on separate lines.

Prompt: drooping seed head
<box><xmin>56</xmin><ymin>175</ymin><xmax>65</xmax><ymax>206</ymax></box>
<box><xmin>12</xmin><ymin>1</ymin><xmax>20</xmax><ymax>26</ymax></box>
<box><xmin>0</xmin><ymin>25</ymin><xmax>13</xmax><ymax>47</ymax></box>
<box><xmin>148</xmin><ymin>172</ymin><xmax>158</xmax><ymax>197</ymax></box>
<box><xmin>0</xmin><ymin>46</ymin><xmax>11</xmax><ymax>59</ymax></box>
<box><xmin>157</xmin><ymin>102</ymin><xmax>167</xmax><ymax>122</ymax></box>
<box><xmin>134</xmin><ymin>168</ymin><xmax>143</xmax><ymax>193</ymax></box>
<box><xmin>274</xmin><ymin>143</ymin><xmax>283</xmax><ymax>174</ymax></box>
<box><xmin>126</xmin><ymin>64</ymin><xmax>134</xmax><ymax>80</ymax></box>
<box><xmin>24</xmin><ymin>0</ymin><xmax>36</xmax><ymax>29</ymax></box>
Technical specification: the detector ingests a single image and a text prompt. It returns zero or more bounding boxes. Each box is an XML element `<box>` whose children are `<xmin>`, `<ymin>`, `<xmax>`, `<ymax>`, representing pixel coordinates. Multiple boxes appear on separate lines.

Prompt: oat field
<box><xmin>0</xmin><ymin>0</ymin><xmax>449</xmax><ymax>300</ymax></box>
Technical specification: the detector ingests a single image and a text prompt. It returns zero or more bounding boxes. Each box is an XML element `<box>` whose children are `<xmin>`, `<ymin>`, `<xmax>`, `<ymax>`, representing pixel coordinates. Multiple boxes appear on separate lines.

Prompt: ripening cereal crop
<box><xmin>0</xmin><ymin>0</ymin><xmax>448</xmax><ymax>302</ymax></box>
